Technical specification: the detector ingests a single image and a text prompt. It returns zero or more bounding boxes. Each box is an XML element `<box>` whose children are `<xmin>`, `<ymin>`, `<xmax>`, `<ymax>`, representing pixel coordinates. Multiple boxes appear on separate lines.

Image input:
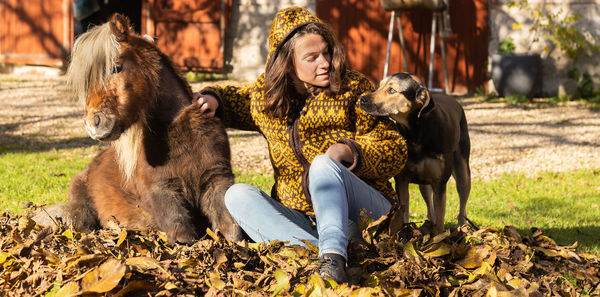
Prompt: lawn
<box><xmin>1</xmin><ymin>143</ymin><xmax>598</xmax><ymax>256</ymax></box>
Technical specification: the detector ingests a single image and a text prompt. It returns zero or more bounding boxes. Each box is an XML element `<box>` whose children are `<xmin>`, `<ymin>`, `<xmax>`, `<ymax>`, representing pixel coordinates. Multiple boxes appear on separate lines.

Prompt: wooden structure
<box><xmin>0</xmin><ymin>0</ymin><xmax>72</xmax><ymax>67</ymax></box>
<box><xmin>0</xmin><ymin>0</ymin><xmax>228</xmax><ymax>71</ymax></box>
<box><xmin>317</xmin><ymin>0</ymin><xmax>489</xmax><ymax>94</ymax></box>
<box><xmin>1</xmin><ymin>0</ymin><xmax>488</xmax><ymax>94</ymax></box>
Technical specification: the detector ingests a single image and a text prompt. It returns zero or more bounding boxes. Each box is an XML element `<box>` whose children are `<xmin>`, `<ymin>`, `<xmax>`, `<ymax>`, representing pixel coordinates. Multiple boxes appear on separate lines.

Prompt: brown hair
<box><xmin>263</xmin><ymin>22</ymin><xmax>347</xmax><ymax>119</ymax></box>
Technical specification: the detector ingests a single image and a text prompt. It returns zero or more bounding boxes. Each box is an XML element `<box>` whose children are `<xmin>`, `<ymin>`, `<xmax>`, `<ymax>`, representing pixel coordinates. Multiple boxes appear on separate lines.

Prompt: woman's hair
<box><xmin>264</xmin><ymin>22</ymin><xmax>347</xmax><ymax>119</ymax></box>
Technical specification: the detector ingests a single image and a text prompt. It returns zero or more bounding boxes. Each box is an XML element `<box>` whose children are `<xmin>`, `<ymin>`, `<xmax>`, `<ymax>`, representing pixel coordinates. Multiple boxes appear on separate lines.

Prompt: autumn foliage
<box><xmin>0</xmin><ymin>206</ymin><xmax>599</xmax><ymax>296</ymax></box>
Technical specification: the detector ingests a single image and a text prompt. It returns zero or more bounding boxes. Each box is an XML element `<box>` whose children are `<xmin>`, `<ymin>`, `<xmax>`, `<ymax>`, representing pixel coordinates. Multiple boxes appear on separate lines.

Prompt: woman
<box><xmin>195</xmin><ymin>6</ymin><xmax>407</xmax><ymax>283</ymax></box>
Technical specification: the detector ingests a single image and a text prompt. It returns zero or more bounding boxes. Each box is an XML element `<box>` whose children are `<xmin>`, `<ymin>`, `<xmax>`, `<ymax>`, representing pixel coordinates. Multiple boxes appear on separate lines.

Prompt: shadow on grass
<box><xmin>445</xmin><ymin>221</ymin><xmax>600</xmax><ymax>254</ymax></box>
<box><xmin>0</xmin><ymin>133</ymin><xmax>100</xmax><ymax>154</ymax></box>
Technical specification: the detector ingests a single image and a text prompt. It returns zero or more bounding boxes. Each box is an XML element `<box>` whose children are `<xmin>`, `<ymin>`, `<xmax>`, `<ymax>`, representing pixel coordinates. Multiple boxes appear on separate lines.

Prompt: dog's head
<box><xmin>359</xmin><ymin>73</ymin><xmax>431</xmax><ymax>124</ymax></box>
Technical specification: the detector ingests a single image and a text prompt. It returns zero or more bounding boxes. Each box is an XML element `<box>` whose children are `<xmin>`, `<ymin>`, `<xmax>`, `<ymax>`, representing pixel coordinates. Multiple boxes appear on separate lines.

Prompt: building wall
<box><xmin>225</xmin><ymin>0</ymin><xmax>317</xmax><ymax>81</ymax></box>
<box><xmin>488</xmin><ymin>0</ymin><xmax>600</xmax><ymax>96</ymax></box>
<box><xmin>225</xmin><ymin>0</ymin><xmax>490</xmax><ymax>94</ymax></box>
<box><xmin>0</xmin><ymin>0</ymin><xmax>71</xmax><ymax>67</ymax></box>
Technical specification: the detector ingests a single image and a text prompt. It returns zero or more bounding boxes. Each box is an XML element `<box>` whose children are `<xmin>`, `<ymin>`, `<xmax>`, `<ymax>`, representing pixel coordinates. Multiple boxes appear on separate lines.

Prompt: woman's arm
<box><xmin>195</xmin><ymin>76</ymin><xmax>263</xmax><ymax>131</ymax></box>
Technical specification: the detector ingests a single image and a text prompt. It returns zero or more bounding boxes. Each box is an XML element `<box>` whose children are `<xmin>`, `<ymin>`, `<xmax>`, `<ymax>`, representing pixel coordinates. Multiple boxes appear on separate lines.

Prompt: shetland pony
<box><xmin>66</xmin><ymin>14</ymin><xmax>242</xmax><ymax>243</ymax></box>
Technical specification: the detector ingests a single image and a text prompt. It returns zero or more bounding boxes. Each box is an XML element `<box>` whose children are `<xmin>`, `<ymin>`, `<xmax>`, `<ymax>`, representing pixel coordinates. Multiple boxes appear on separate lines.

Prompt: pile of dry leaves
<box><xmin>1</xmin><ymin>206</ymin><xmax>599</xmax><ymax>296</ymax></box>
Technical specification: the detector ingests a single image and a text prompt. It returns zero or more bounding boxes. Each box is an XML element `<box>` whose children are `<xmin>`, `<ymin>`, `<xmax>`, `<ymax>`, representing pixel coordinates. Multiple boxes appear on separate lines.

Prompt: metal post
<box><xmin>438</xmin><ymin>13</ymin><xmax>450</xmax><ymax>93</ymax></box>
<box><xmin>383</xmin><ymin>10</ymin><xmax>396</xmax><ymax>78</ymax></box>
<box><xmin>396</xmin><ymin>13</ymin><xmax>409</xmax><ymax>72</ymax></box>
<box><xmin>427</xmin><ymin>11</ymin><xmax>437</xmax><ymax>90</ymax></box>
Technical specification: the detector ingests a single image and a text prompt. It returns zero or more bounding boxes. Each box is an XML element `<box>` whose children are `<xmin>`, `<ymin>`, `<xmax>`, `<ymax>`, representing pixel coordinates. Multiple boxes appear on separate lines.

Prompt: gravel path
<box><xmin>1</xmin><ymin>74</ymin><xmax>599</xmax><ymax>180</ymax></box>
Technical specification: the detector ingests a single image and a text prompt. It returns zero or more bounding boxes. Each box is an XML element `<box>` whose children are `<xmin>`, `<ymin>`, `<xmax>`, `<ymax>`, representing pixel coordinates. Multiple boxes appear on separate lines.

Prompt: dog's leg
<box><xmin>432</xmin><ymin>183</ymin><xmax>448</xmax><ymax>233</ymax></box>
<box><xmin>394</xmin><ymin>174</ymin><xmax>411</xmax><ymax>224</ymax></box>
<box><xmin>418</xmin><ymin>184</ymin><xmax>435</xmax><ymax>223</ymax></box>
<box><xmin>452</xmin><ymin>151</ymin><xmax>471</xmax><ymax>226</ymax></box>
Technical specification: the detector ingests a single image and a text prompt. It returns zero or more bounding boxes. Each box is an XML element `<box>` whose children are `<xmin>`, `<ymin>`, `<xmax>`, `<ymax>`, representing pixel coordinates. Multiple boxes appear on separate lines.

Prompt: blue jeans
<box><xmin>224</xmin><ymin>155</ymin><xmax>391</xmax><ymax>259</ymax></box>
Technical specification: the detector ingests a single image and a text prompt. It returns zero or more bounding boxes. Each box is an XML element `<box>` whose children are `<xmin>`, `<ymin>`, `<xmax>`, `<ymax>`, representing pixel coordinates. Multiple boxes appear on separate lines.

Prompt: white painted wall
<box><xmin>225</xmin><ymin>0</ymin><xmax>317</xmax><ymax>82</ymax></box>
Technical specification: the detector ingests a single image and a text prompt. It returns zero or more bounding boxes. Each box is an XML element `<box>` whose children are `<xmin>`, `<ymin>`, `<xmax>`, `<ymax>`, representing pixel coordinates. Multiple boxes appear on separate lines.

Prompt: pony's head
<box><xmin>67</xmin><ymin>14</ymin><xmax>160</xmax><ymax>141</ymax></box>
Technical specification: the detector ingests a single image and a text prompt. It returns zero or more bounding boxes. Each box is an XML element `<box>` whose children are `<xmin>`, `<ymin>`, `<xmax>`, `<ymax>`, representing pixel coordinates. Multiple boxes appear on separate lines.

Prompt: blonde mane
<box><xmin>67</xmin><ymin>23</ymin><xmax>120</xmax><ymax>104</ymax></box>
<box><xmin>67</xmin><ymin>23</ymin><xmax>142</xmax><ymax>182</ymax></box>
<box><xmin>114</xmin><ymin>122</ymin><xmax>143</xmax><ymax>183</ymax></box>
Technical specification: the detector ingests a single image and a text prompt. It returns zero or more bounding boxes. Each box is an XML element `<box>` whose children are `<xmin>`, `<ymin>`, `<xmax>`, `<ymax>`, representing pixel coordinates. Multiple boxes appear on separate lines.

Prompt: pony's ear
<box><xmin>109</xmin><ymin>13</ymin><xmax>131</xmax><ymax>41</ymax></box>
<box><xmin>416</xmin><ymin>86</ymin><xmax>431</xmax><ymax>118</ymax></box>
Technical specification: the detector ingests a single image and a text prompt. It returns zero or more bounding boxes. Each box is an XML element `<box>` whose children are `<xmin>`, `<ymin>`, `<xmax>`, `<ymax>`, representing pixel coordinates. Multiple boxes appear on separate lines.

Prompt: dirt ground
<box><xmin>1</xmin><ymin>74</ymin><xmax>599</xmax><ymax>180</ymax></box>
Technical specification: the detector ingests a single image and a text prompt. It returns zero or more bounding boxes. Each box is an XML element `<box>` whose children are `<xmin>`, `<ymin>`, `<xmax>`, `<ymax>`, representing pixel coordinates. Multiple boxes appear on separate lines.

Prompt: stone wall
<box><xmin>488</xmin><ymin>0</ymin><xmax>600</xmax><ymax>96</ymax></box>
<box><xmin>224</xmin><ymin>0</ymin><xmax>317</xmax><ymax>82</ymax></box>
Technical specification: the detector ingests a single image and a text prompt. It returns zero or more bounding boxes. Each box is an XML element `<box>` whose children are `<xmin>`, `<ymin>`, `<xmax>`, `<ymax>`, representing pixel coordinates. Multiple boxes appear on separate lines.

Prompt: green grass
<box><xmin>0</xmin><ymin>147</ymin><xmax>93</xmax><ymax>212</ymax></box>
<box><xmin>1</xmin><ymin>146</ymin><xmax>598</xmax><ymax>255</ymax></box>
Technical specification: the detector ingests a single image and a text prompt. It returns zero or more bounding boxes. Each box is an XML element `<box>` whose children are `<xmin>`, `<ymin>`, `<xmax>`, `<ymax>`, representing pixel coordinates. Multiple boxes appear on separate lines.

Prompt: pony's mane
<box><xmin>67</xmin><ymin>23</ymin><xmax>120</xmax><ymax>104</ymax></box>
<box><xmin>67</xmin><ymin>20</ymin><xmax>194</xmax><ymax>184</ymax></box>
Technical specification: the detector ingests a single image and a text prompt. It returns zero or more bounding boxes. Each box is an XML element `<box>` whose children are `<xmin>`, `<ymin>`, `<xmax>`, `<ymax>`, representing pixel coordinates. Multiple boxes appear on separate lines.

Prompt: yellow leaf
<box><xmin>64</xmin><ymin>254</ymin><xmax>105</xmax><ymax>271</ymax></box>
<box><xmin>54</xmin><ymin>282</ymin><xmax>80</xmax><ymax>297</ymax></box>
<box><xmin>466</xmin><ymin>261</ymin><xmax>493</xmax><ymax>283</ymax></box>
<box><xmin>80</xmin><ymin>258</ymin><xmax>127</xmax><ymax>294</ymax></box>
<box><xmin>62</xmin><ymin>229</ymin><xmax>74</xmax><ymax>240</ymax></box>
<box><xmin>403</xmin><ymin>242</ymin><xmax>421</xmax><ymax>259</ymax></box>
<box><xmin>206</xmin><ymin>228</ymin><xmax>220</xmax><ymax>241</ymax></box>
<box><xmin>213</xmin><ymin>248</ymin><xmax>229</xmax><ymax>268</ymax></box>
<box><xmin>116</xmin><ymin>229</ymin><xmax>128</xmax><ymax>247</ymax></box>
<box><xmin>113</xmin><ymin>280</ymin><xmax>155</xmax><ymax>297</ymax></box>
<box><xmin>350</xmin><ymin>287</ymin><xmax>380</xmax><ymax>296</ymax></box>
<box><xmin>392</xmin><ymin>288</ymin><xmax>422</xmax><ymax>296</ymax></box>
<box><xmin>125</xmin><ymin>256</ymin><xmax>161</xmax><ymax>270</ymax></box>
<box><xmin>270</xmin><ymin>269</ymin><xmax>290</xmax><ymax>296</ymax></box>
<box><xmin>457</xmin><ymin>245</ymin><xmax>491</xmax><ymax>269</ymax></box>
<box><xmin>164</xmin><ymin>282</ymin><xmax>178</xmax><ymax>290</ymax></box>
<box><xmin>533</xmin><ymin>247</ymin><xmax>560</xmax><ymax>258</ymax></box>
<box><xmin>362</xmin><ymin>273</ymin><xmax>380</xmax><ymax>287</ymax></box>
<box><xmin>207</xmin><ymin>271</ymin><xmax>226</xmax><ymax>290</ymax></box>
<box><xmin>512</xmin><ymin>23</ymin><xmax>522</xmax><ymax>30</ymax></box>
<box><xmin>431</xmin><ymin>229</ymin><xmax>451</xmax><ymax>244</ymax></box>
<box><xmin>506</xmin><ymin>278</ymin><xmax>526</xmax><ymax>290</ymax></box>
<box><xmin>299</xmin><ymin>239</ymin><xmax>319</xmax><ymax>254</ymax></box>
<box><xmin>0</xmin><ymin>252</ymin><xmax>8</xmax><ymax>265</ymax></box>
<box><xmin>422</xmin><ymin>243</ymin><xmax>452</xmax><ymax>258</ymax></box>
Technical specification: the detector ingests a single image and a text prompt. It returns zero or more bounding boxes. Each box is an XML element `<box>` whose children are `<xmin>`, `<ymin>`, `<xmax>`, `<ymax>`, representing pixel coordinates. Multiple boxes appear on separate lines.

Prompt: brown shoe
<box><xmin>318</xmin><ymin>253</ymin><xmax>348</xmax><ymax>283</ymax></box>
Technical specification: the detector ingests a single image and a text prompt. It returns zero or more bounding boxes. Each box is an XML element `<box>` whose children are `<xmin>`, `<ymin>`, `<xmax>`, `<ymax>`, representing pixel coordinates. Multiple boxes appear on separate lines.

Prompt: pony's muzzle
<box><xmin>85</xmin><ymin>111</ymin><xmax>119</xmax><ymax>141</ymax></box>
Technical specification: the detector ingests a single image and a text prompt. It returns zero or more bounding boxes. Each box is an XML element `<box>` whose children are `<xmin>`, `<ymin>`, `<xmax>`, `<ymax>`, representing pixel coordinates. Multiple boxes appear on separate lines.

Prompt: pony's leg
<box><xmin>200</xmin><ymin>176</ymin><xmax>243</xmax><ymax>241</ymax></box>
<box><xmin>148</xmin><ymin>179</ymin><xmax>198</xmax><ymax>244</ymax></box>
<box><xmin>67</xmin><ymin>169</ymin><xmax>100</xmax><ymax>232</ymax></box>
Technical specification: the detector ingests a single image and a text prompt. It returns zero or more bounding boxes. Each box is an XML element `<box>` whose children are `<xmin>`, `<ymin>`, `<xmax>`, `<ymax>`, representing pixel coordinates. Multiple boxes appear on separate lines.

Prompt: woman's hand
<box><xmin>194</xmin><ymin>93</ymin><xmax>219</xmax><ymax>117</ymax></box>
<box><xmin>325</xmin><ymin>143</ymin><xmax>353</xmax><ymax>165</ymax></box>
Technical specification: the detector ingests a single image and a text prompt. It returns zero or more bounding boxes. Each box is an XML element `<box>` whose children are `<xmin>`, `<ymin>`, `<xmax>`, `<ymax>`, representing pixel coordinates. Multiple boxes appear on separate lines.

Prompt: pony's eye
<box><xmin>387</xmin><ymin>87</ymin><xmax>396</xmax><ymax>94</ymax></box>
<box><xmin>112</xmin><ymin>63</ymin><xmax>123</xmax><ymax>74</ymax></box>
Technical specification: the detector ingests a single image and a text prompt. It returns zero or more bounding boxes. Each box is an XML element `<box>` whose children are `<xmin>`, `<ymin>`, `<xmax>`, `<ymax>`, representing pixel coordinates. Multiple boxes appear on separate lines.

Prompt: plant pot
<box><xmin>491</xmin><ymin>53</ymin><xmax>542</xmax><ymax>98</ymax></box>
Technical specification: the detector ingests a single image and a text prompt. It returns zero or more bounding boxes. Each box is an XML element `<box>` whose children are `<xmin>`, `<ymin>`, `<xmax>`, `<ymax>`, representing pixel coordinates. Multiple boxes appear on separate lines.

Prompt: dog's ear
<box><xmin>416</xmin><ymin>87</ymin><xmax>431</xmax><ymax>118</ymax></box>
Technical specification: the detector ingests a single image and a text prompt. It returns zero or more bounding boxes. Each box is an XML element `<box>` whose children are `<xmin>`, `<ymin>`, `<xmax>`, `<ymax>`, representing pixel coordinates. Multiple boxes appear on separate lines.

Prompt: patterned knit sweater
<box><xmin>202</xmin><ymin>7</ymin><xmax>407</xmax><ymax>213</ymax></box>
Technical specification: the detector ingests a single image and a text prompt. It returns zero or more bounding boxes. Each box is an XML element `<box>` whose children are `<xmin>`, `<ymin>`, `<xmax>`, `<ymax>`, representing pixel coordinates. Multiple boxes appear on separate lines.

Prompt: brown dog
<box><xmin>359</xmin><ymin>73</ymin><xmax>471</xmax><ymax>232</ymax></box>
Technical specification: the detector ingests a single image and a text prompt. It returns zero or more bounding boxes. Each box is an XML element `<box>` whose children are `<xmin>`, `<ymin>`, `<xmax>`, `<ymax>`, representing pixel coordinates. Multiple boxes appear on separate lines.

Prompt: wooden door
<box><xmin>143</xmin><ymin>0</ymin><xmax>227</xmax><ymax>71</ymax></box>
<box><xmin>0</xmin><ymin>0</ymin><xmax>72</xmax><ymax>67</ymax></box>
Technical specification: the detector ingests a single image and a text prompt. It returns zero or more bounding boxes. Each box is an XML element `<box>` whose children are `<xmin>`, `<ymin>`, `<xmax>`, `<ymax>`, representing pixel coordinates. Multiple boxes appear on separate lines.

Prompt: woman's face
<box><xmin>292</xmin><ymin>33</ymin><xmax>331</xmax><ymax>88</ymax></box>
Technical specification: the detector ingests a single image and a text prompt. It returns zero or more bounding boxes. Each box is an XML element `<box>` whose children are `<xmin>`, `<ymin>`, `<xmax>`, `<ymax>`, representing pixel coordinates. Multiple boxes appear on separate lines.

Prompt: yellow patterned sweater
<box><xmin>202</xmin><ymin>7</ymin><xmax>407</xmax><ymax>213</ymax></box>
